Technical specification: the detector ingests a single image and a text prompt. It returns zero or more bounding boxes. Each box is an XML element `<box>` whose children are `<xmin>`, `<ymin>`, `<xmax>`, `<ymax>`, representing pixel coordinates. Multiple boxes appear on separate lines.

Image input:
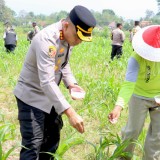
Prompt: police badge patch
<box><xmin>48</xmin><ymin>46</ymin><xmax>56</xmax><ymax>58</ymax></box>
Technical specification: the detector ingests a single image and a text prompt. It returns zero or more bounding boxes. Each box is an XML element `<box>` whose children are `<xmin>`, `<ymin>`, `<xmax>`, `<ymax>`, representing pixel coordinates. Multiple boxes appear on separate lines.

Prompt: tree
<box><xmin>0</xmin><ymin>0</ymin><xmax>16</xmax><ymax>24</ymax></box>
<box><xmin>18</xmin><ymin>10</ymin><xmax>29</xmax><ymax>26</ymax></box>
<box><xmin>91</xmin><ymin>9</ymin><xmax>122</xmax><ymax>27</ymax></box>
<box><xmin>102</xmin><ymin>9</ymin><xmax>115</xmax><ymax>16</ymax></box>
<box><xmin>157</xmin><ymin>0</ymin><xmax>160</xmax><ymax>11</ymax></box>
<box><xmin>28</xmin><ymin>12</ymin><xmax>35</xmax><ymax>18</ymax></box>
<box><xmin>145</xmin><ymin>10</ymin><xmax>155</xmax><ymax>19</ymax></box>
<box><xmin>55</xmin><ymin>10</ymin><xmax>68</xmax><ymax>21</ymax></box>
<box><xmin>0</xmin><ymin>0</ymin><xmax>6</xmax><ymax>21</ymax></box>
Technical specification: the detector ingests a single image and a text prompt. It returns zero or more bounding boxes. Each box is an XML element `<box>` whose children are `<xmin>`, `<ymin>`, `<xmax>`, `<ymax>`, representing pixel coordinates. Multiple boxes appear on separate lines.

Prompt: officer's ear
<box><xmin>63</xmin><ymin>21</ymin><xmax>69</xmax><ymax>31</ymax></box>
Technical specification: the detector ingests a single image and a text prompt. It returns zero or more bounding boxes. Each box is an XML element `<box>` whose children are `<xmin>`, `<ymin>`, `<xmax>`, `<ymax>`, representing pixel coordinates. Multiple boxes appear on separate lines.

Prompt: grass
<box><xmin>0</xmin><ymin>29</ymin><xmax>148</xmax><ymax>159</ymax></box>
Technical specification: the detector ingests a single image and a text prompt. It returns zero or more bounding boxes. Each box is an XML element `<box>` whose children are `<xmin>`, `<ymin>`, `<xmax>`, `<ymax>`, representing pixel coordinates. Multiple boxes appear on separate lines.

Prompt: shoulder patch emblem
<box><xmin>48</xmin><ymin>46</ymin><xmax>56</xmax><ymax>58</ymax></box>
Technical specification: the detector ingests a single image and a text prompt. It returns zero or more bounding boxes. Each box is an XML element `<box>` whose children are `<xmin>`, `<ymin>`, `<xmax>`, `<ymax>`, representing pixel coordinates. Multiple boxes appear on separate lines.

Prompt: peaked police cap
<box><xmin>69</xmin><ymin>5</ymin><xmax>96</xmax><ymax>42</ymax></box>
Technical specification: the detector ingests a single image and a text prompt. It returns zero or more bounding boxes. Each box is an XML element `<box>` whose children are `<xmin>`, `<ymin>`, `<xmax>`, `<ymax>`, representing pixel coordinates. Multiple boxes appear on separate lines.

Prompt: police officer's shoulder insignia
<box><xmin>59</xmin><ymin>30</ymin><xmax>64</xmax><ymax>40</ymax></box>
<box><xmin>48</xmin><ymin>46</ymin><xmax>56</xmax><ymax>58</ymax></box>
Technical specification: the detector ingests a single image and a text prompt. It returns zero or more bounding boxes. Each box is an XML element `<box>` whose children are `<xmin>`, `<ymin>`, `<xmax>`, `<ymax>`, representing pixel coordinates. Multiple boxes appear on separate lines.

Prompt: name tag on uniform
<box><xmin>58</xmin><ymin>53</ymin><xmax>64</xmax><ymax>57</ymax></box>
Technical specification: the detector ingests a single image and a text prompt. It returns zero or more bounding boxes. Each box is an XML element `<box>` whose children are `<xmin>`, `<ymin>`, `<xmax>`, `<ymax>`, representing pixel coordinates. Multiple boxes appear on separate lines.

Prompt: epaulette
<box><xmin>59</xmin><ymin>30</ymin><xmax>64</xmax><ymax>40</ymax></box>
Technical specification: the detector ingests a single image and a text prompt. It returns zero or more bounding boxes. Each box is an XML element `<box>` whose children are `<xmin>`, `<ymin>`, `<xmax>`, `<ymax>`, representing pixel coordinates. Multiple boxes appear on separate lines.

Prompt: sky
<box><xmin>5</xmin><ymin>0</ymin><xmax>159</xmax><ymax>20</ymax></box>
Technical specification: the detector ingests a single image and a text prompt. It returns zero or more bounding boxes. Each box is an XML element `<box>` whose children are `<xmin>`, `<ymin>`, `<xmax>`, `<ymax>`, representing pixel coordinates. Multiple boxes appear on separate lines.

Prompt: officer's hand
<box><xmin>155</xmin><ymin>102</ymin><xmax>160</xmax><ymax>106</ymax></box>
<box><xmin>108</xmin><ymin>105</ymin><xmax>122</xmax><ymax>124</ymax></box>
<box><xmin>68</xmin><ymin>84</ymin><xmax>85</xmax><ymax>100</ymax></box>
<box><xmin>68</xmin><ymin>84</ymin><xmax>84</xmax><ymax>93</ymax></box>
<box><xmin>64</xmin><ymin>107</ymin><xmax>84</xmax><ymax>133</ymax></box>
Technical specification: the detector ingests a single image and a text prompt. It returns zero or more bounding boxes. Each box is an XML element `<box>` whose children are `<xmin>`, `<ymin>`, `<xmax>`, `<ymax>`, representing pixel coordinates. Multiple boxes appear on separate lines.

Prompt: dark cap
<box><xmin>69</xmin><ymin>5</ymin><xmax>96</xmax><ymax>42</ymax></box>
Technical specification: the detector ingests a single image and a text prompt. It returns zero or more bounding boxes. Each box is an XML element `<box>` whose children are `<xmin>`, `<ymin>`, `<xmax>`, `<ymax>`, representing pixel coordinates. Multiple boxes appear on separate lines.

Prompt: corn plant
<box><xmin>40</xmin><ymin>132</ymin><xmax>84</xmax><ymax>160</ymax></box>
<box><xmin>86</xmin><ymin>131</ymin><xmax>142</xmax><ymax>160</ymax></box>
<box><xmin>0</xmin><ymin>27</ymin><xmax>147</xmax><ymax>159</ymax></box>
<box><xmin>0</xmin><ymin>123</ymin><xmax>18</xmax><ymax>160</ymax></box>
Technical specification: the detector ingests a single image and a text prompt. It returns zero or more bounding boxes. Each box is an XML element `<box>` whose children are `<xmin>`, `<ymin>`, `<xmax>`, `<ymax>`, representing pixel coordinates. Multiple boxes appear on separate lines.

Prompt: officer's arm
<box><xmin>34</xmin><ymin>39</ymin><xmax>71</xmax><ymax>115</ymax></box>
<box><xmin>3</xmin><ymin>32</ymin><xmax>6</xmax><ymax>39</ymax></box>
<box><xmin>62</xmin><ymin>62</ymin><xmax>78</xmax><ymax>88</ymax></box>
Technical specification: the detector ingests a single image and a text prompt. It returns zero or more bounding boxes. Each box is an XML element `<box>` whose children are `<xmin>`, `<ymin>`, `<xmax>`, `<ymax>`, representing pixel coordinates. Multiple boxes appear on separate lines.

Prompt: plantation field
<box><xmin>0</xmin><ymin>28</ymin><xmax>149</xmax><ymax>160</ymax></box>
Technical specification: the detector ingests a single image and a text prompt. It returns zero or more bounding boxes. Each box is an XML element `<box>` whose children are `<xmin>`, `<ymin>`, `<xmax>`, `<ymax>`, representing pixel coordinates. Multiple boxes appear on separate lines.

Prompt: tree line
<box><xmin>0</xmin><ymin>0</ymin><xmax>160</xmax><ymax>31</ymax></box>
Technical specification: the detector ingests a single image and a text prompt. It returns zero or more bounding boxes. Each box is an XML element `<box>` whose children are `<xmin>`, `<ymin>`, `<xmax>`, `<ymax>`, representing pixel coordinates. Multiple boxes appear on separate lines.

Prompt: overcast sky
<box><xmin>5</xmin><ymin>0</ymin><xmax>158</xmax><ymax>20</ymax></box>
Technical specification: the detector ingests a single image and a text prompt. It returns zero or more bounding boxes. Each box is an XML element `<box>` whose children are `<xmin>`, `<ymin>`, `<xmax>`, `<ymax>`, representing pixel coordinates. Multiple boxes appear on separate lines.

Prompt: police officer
<box><xmin>3</xmin><ymin>26</ymin><xmax>18</xmax><ymax>52</ymax></box>
<box><xmin>27</xmin><ymin>30</ymin><xmax>34</xmax><ymax>43</ymax></box>
<box><xmin>110</xmin><ymin>23</ymin><xmax>125</xmax><ymax>60</ymax></box>
<box><xmin>32</xmin><ymin>21</ymin><xmax>40</xmax><ymax>36</ymax></box>
<box><xmin>27</xmin><ymin>22</ymin><xmax>40</xmax><ymax>43</ymax></box>
<box><xmin>132</xmin><ymin>21</ymin><xmax>141</xmax><ymax>36</ymax></box>
<box><xmin>14</xmin><ymin>5</ymin><xmax>96</xmax><ymax>160</ymax></box>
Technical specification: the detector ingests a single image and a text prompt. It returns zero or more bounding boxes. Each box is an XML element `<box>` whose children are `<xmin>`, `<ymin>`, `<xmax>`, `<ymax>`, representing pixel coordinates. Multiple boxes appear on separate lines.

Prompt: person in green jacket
<box><xmin>108</xmin><ymin>25</ymin><xmax>160</xmax><ymax>160</ymax></box>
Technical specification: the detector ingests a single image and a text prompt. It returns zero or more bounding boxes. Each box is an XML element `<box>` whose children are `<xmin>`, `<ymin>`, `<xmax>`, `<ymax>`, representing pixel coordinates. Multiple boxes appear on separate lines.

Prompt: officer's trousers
<box><xmin>111</xmin><ymin>45</ymin><xmax>123</xmax><ymax>60</ymax></box>
<box><xmin>120</xmin><ymin>95</ymin><xmax>160</xmax><ymax>160</ymax></box>
<box><xmin>16</xmin><ymin>98</ymin><xmax>63</xmax><ymax>160</ymax></box>
<box><xmin>5</xmin><ymin>44</ymin><xmax>16</xmax><ymax>52</ymax></box>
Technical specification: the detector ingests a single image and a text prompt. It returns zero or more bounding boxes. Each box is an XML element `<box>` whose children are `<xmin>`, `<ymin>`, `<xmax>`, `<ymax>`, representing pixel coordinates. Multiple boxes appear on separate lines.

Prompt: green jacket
<box><xmin>116</xmin><ymin>53</ymin><xmax>160</xmax><ymax>108</ymax></box>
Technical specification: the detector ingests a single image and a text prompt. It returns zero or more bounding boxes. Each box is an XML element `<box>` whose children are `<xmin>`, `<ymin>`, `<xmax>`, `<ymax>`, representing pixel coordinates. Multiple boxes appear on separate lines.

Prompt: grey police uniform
<box><xmin>3</xmin><ymin>29</ymin><xmax>17</xmax><ymax>52</ymax></box>
<box><xmin>14</xmin><ymin>5</ymin><xmax>96</xmax><ymax>160</ymax></box>
<box><xmin>4</xmin><ymin>30</ymin><xmax>17</xmax><ymax>45</ymax></box>
<box><xmin>14</xmin><ymin>20</ymin><xmax>77</xmax><ymax>115</ymax></box>
<box><xmin>14</xmin><ymin>21</ymin><xmax>78</xmax><ymax>160</ymax></box>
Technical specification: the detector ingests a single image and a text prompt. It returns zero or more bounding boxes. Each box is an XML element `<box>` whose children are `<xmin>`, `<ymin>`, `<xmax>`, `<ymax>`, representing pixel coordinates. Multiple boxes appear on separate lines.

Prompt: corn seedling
<box><xmin>0</xmin><ymin>123</ymin><xmax>19</xmax><ymax>160</ymax></box>
<box><xmin>86</xmin><ymin>131</ymin><xmax>142</xmax><ymax>160</ymax></box>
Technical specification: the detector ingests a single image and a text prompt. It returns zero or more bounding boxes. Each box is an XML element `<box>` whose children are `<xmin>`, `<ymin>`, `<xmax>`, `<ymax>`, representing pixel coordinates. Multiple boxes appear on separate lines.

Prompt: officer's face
<box><xmin>63</xmin><ymin>21</ymin><xmax>82</xmax><ymax>46</ymax></box>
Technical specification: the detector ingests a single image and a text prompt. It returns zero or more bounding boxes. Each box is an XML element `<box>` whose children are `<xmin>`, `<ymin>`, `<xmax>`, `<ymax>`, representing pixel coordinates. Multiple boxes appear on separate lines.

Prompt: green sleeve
<box><xmin>115</xmin><ymin>81</ymin><xmax>135</xmax><ymax>108</ymax></box>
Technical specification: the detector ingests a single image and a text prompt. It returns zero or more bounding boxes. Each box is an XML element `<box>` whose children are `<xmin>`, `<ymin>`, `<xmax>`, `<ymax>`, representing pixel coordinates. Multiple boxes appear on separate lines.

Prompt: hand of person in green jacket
<box><xmin>108</xmin><ymin>105</ymin><xmax>123</xmax><ymax>124</ymax></box>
